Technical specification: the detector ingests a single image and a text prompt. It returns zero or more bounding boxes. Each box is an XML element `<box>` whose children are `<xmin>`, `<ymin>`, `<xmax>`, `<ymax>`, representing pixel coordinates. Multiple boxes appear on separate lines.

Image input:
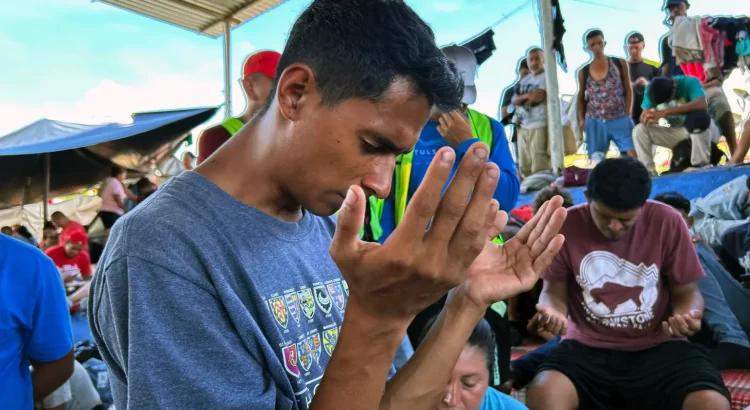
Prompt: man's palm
<box><xmin>463</xmin><ymin>197</ymin><xmax>567</xmax><ymax>308</ymax></box>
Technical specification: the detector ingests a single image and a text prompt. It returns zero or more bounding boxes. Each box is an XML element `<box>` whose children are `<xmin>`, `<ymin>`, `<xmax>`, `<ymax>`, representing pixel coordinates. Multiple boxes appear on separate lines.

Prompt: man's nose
<box><xmin>362</xmin><ymin>160</ymin><xmax>395</xmax><ymax>199</ymax></box>
<box><xmin>608</xmin><ymin>219</ymin><xmax>624</xmax><ymax>233</ymax></box>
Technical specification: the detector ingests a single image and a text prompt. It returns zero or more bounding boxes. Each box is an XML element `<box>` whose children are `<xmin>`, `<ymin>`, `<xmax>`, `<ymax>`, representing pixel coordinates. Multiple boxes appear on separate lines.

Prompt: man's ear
<box><xmin>240</xmin><ymin>77</ymin><xmax>255</xmax><ymax>100</ymax></box>
<box><xmin>275</xmin><ymin>64</ymin><xmax>318</xmax><ymax>122</ymax></box>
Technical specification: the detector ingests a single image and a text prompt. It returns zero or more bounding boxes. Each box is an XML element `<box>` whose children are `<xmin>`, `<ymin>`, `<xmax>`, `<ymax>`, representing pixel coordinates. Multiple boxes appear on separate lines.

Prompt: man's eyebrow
<box><xmin>363</xmin><ymin>131</ymin><xmax>411</xmax><ymax>155</ymax></box>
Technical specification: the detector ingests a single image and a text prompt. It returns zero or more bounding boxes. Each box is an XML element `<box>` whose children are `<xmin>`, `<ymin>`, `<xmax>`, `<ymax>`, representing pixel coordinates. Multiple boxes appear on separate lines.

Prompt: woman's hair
<box><xmin>419</xmin><ymin>315</ymin><xmax>496</xmax><ymax>373</ymax></box>
<box><xmin>43</xmin><ymin>221</ymin><xmax>57</xmax><ymax>231</ymax></box>
<box><xmin>110</xmin><ymin>166</ymin><xmax>125</xmax><ymax>178</ymax></box>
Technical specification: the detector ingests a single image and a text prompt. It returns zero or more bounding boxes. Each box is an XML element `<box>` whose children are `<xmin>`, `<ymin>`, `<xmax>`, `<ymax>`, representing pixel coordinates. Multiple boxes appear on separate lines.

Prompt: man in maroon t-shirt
<box><xmin>526</xmin><ymin>157</ymin><xmax>730</xmax><ymax>410</ymax></box>
<box><xmin>197</xmin><ymin>50</ymin><xmax>281</xmax><ymax>164</ymax></box>
<box><xmin>45</xmin><ymin>231</ymin><xmax>92</xmax><ymax>281</ymax></box>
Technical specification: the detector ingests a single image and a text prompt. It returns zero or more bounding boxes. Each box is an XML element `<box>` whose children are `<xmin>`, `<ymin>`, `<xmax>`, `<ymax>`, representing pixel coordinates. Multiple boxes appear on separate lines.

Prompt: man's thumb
<box><xmin>331</xmin><ymin>186</ymin><xmax>366</xmax><ymax>256</ymax></box>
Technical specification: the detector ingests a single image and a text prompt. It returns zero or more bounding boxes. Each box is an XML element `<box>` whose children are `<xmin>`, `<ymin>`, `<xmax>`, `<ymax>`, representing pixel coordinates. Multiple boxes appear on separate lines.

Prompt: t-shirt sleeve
<box><xmin>111</xmin><ymin>179</ymin><xmax>126</xmax><ymax>201</ymax></box>
<box><xmin>90</xmin><ymin>256</ymin><xmax>286</xmax><ymax>409</ymax></box>
<box><xmin>682</xmin><ymin>76</ymin><xmax>706</xmax><ymax>102</ymax></box>
<box><xmin>80</xmin><ymin>252</ymin><xmax>92</xmax><ymax>278</ymax></box>
<box><xmin>542</xmin><ymin>244</ymin><xmax>571</xmax><ymax>283</ymax></box>
<box><xmin>661</xmin><ymin>209</ymin><xmax>705</xmax><ymax>285</ymax></box>
<box><xmin>537</xmin><ymin>75</ymin><xmax>547</xmax><ymax>91</ymax></box>
<box><xmin>641</xmin><ymin>85</ymin><xmax>653</xmax><ymax>109</ymax></box>
<box><xmin>197</xmin><ymin>127</ymin><xmax>231</xmax><ymax>165</ymax></box>
<box><xmin>28</xmin><ymin>255</ymin><xmax>73</xmax><ymax>362</ymax></box>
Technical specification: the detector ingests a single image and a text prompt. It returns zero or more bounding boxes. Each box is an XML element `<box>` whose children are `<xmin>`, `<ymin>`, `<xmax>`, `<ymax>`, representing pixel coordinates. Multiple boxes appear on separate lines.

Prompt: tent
<box><xmin>0</xmin><ymin>106</ymin><xmax>218</xmax><ymax>209</ymax></box>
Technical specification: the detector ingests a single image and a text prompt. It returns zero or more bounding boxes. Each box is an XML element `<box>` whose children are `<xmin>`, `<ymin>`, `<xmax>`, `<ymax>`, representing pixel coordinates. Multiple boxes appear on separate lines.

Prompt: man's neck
<box><xmin>532</xmin><ymin>69</ymin><xmax>544</xmax><ymax>76</ymax></box>
<box><xmin>238</xmin><ymin>102</ymin><xmax>264</xmax><ymax>123</ymax></box>
<box><xmin>629</xmin><ymin>54</ymin><xmax>643</xmax><ymax>64</ymax></box>
<box><xmin>196</xmin><ymin>113</ymin><xmax>304</xmax><ymax>222</ymax></box>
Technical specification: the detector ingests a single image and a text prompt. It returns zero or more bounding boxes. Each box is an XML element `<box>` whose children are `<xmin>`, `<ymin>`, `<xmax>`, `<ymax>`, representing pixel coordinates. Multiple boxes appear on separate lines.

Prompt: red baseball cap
<box><xmin>243</xmin><ymin>50</ymin><xmax>281</xmax><ymax>79</ymax></box>
<box><xmin>68</xmin><ymin>231</ymin><xmax>87</xmax><ymax>244</ymax></box>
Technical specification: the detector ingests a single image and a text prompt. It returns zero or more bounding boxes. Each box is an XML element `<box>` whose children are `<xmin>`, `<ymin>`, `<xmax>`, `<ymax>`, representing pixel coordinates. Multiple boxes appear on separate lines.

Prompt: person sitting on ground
<box><xmin>45</xmin><ymin>231</ymin><xmax>92</xmax><ymax>281</ymax></box>
<box><xmin>41</xmin><ymin>221</ymin><xmax>60</xmax><ymax>251</ymax></box>
<box><xmin>1</xmin><ymin>226</ymin><xmax>12</xmax><ymax>236</ymax></box>
<box><xmin>420</xmin><ymin>316</ymin><xmax>528</xmax><ymax>410</ymax></box>
<box><xmin>51</xmin><ymin>211</ymin><xmax>88</xmax><ymax>252</ymax></box>
<box><xmin>689</xmin><ymin>175</ymin><xmax>750</xmax><ymax>247</ymax></box>
<box><xmin>1</xmin><ymin>234</ymin><xmax>74</xmax><ymax>410</ymax></box>
<box><xmin>12</xmin><ymin>225</ymin><xmax>37</xmax><ymax>247</ymax></box>
<box><xmin>633</xmin><ymin>75</ymin><xmax>720</xmax><ymax>175</ymax></box>
<box><xmin>526</xmin><ymin>157</ymin><xmax>731</xmax><ymax>410</ymax></box>
<box><xmin>576</xmin><ymin>29</ymin><xmax>635</xmax><ymax>158</ymax></box>
<box><xmin>197</xmin><ymin>50</ymin><xmax>281</xmax><ymax>165</ymax></box>
<box><xmin>654</xmin><ymin>191</ymin><xmax>750</xmax><ymax>370</ymax></box>
<box><xmin>719</xmin><ymin>220</ymin><xmax>750</xmax><ymax>281</ymax></box>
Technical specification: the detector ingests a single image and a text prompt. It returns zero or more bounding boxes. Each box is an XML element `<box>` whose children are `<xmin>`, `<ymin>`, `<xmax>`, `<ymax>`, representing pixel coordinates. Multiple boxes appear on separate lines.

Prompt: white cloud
<box><xmin>433</xmin><ymin>1</ymin><xmax>463</xmax><ymax>13</ymax></box>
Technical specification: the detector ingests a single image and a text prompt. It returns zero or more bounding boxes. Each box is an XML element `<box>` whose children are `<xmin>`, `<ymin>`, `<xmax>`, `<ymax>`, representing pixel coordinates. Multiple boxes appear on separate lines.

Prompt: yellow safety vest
<box><xmin>220</xmin><ymin>118</ymin><xmax>245</xmax><ymax>136</ymax></box>
<box><xmin>361</xmin><ymin>109</ymin><xmax>504</xmax><ymax>245</ymax></box>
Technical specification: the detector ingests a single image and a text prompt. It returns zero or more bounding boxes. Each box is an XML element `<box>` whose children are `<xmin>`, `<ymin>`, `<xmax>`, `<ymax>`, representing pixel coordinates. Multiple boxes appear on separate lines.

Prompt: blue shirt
<box><xmin>89</xmin><ymin>171</ymin><xmax>392</xmax><ymax>410</ymax></box>
<box><xmin>379</xmin><ymin>114</ymin><xmax>520</xmax><ymax>242</ymax></box>
<box><xmin>641</xmin><ymin>75</ymin><xmax>705</xmax><ymax>110</ymax></box>
<box><xmin>1</xmin><ymin>235</ymin><xmax>73</xmax><ymax>410</ymax></box>
<box><xmin>481</xmin><ymin>388</ymin><xmax>529</xmax><ymax>410</ymax></box>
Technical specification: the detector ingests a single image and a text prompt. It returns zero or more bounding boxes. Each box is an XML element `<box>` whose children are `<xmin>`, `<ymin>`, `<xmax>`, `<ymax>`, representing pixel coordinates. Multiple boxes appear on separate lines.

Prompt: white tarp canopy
<box><xmin>0</xmin><ymin>195</ymin><xmax>102</xmax><ymax>242</ymax></box>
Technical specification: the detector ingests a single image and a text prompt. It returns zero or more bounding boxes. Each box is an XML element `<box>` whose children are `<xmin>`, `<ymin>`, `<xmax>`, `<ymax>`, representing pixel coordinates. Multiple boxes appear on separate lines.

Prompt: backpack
<box><xmin>666</xmin><ymin>139</ymin><xmax>725</xmax><ymax>174</ymax></box>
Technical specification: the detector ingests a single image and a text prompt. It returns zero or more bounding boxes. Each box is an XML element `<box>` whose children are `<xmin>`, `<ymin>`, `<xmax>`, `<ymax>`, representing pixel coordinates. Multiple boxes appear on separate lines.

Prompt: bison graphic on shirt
<box><xmin>577</xmin><ymin>251</ymin><xmax>660</xmax><ymax>330</ymax></box>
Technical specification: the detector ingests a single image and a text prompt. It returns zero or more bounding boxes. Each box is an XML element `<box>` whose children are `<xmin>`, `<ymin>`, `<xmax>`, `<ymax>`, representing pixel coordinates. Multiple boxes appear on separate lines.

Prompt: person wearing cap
<box><xmin>196</xmin><ymin>50</ymin><xmax>281</xmax><ymax>165</ymax></box>
<box><xmin>51</xmin><ymin>211</ymin><xmax>88</xmax><ymax>252</ymax></box>
<box><xmin>625</xmin><ymin>32</ymin><xmax>660</xmax><ymax>125</ymax></box>
<box><xmin>633</xmin><ymin>75</ymin><xmax>720</xmax><ymax>174</ymax></box>
<box><xmin>661</xmin><ymin>0</ymin><xmax>738</xmax><ymax>157</ymax></box>
<box><xmin>513</xmin><ymin>47</ymin><xmax>551</xmax><ymax>178</ymax></box>
<box><xmin>45</xmin><ymin>231</ymin><xmax>92</xmax><ymax>281</ymax></box>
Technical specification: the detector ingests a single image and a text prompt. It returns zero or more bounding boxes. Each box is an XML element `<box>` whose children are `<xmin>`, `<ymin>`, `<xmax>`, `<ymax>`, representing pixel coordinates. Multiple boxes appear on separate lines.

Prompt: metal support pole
<box><xmin>222</xmin><ymin>19</ymin><xmax>232</xmax><ymax>119</ymax></box>
<box><xmin>43</xmin><ymin>153</ymin><xmax>50</xmax><ymax>222</ymax></box>
<box><xmin>539</xmin><ymin>0</ymin><xmax>565</xmax><ymax>174</ymax></box>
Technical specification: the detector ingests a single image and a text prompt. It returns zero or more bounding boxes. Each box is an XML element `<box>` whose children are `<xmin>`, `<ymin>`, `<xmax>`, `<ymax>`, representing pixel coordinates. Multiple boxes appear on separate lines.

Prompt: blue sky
<box><xmin>1</xmin><ymin>0</ymin><xmax>747</xmax><ymax>141</ymax></box>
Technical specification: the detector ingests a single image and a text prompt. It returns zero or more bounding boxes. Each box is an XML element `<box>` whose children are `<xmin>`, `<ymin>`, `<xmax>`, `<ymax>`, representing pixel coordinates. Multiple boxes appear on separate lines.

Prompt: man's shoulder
<box><xmin>44</xmin><ymin>244</ymin><xmax>64</xmax><ymax>257</ymax></box>
<box><xmin>200</xmin><ymin>123</ymin><xmax>232</xmax><ymax>138</ymax></box>
<box><xmin>643</xmin><ymin>200</ymin><xmax>683</xmax><ymax>225</ymax></box>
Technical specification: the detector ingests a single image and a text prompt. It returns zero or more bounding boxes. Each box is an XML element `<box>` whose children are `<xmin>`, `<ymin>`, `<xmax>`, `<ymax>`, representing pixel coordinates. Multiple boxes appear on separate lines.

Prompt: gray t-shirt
<box><xmin>89</xmin><ymin>171</ymin><xmax>361</xmax><ymax>410</ymax></box>
<box><xmin>516</xmin><ymin>72</ymin><xmax>548</xmax><ymax>129</ymax></box>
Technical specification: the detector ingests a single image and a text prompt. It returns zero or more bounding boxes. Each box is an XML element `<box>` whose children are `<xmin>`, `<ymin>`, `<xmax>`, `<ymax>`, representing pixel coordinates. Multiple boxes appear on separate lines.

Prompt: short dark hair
<box><xmin>653</xmin><ymin>191</ymin><xmax>691</xmax><ymax>214</ymax></box>
<box><xmin>647</xmin><ymin>76</ymin><xmax>676</xmax><ymax>106</ymax></box>
<box><xmin>110</xmin><ymin>166</ymin><xmax>125</xmax><ymax>178</ymax></box>
<box><xmin>43</xmin><ymin>221</ymin><xmax>57</xmax><ymax>231</ymax></box>
<box><xmin>585</xmin><ymin>29</ymin><xmax>604</xmax><ymax>42</ymax></box>
<box><xmin>532</xmin><ymin>185</ymin><xmax>575</xmax><ymax>214</ymax></box>
<box><xmin>587</xmin><ymin>157</ymin><xmax>652</xmax><ymax>211</ymax></box>
<box><xmin>50</xmin><ymin>211</ymin><xmax>65</xmax><ymax>219</ymax></box>
<box><xmin>266</xmin><ymin>0</ymin><xmax>463</xmax><ymax>112</ymax></box>
<box><xmin>627</xmin><ymin>32</ymin><xmax>645</xmax><ymax>43</ymax></box>
<box><xmin>518</xmin><ymin>58</ymin><xmax>529</xmax><ymax>71</ymax></box>
<box><xmin>420</xmin><ymin>316</ymin><xmax>496</xmax><ymax>373</ymax></box>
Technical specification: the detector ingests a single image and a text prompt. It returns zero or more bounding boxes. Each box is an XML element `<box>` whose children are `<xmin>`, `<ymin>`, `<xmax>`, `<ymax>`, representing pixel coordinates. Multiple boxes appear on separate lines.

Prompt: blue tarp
<box><xmin>0</xmin><ymin>107</ymin><xmax>218</xmax><ymax>206</ymax></box>
<box><xmin>0</xmin><ymin>107</ymin><xmax>217</xmax><ymax>155</ymax></box>
<box><xmin>516</xmin><ymin>164</ymin><xmax>750</xmax><ymax>206</ymax></box>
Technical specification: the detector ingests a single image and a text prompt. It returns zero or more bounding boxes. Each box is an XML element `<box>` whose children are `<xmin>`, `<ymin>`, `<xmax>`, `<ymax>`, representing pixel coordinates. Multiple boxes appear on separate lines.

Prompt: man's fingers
<box><xmin>398</xmin><ymin>148</ymin><xmax>456</xmax><ymax>240</ymax></box>
<box><xmin>447</xmin><ymin>163</ymin><xmax>501</xmax><ymax>262</ymax></box>
<box><xmin>527</xmin><ymin>196</ymin><xmax>564</xmax><ymax>247</ymax></box>
<box><xmin>426</xmin><ymin>143</ymin><xmax>490</xmax><ymax>245</ymax></box>
<box><xmin>330</xmin><ymin>186</ymin><xmax>366</xmax><ymax>260</ymax></box>
<box><xmin>529</xmin><ymin>207</ymin><xmax>568</xmax><ymax>260</ymax></box>
<box><xmin>530</xmin><ymin>234</ymin><xmax>566</xmax><ymax>275</ymax></box>
<box><xmin>515</xmin><ymin>196</ymin><xmax>562</xmax><ymax>244</ymax></box>
<box><xmin>486</xmin><ymin>210</ymin><xmax>508</xmax><ymax>241</ymax></box>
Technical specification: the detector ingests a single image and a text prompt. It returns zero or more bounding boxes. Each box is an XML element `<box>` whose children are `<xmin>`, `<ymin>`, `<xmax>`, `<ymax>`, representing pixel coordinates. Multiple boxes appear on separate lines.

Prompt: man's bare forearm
<box><xmin>32</xmin><ymin>350</ymin><xmax>74</xmax><ymax>401</ymax></box>
<box><xmin>310</xmin><ymin>298</ymin><xmax>409</xmax><ymax>410</ymax></box>
<box><xmin>380</xmin><ymin>295</ymin><xmax>485</xmax><ymax>410</ymax></box>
